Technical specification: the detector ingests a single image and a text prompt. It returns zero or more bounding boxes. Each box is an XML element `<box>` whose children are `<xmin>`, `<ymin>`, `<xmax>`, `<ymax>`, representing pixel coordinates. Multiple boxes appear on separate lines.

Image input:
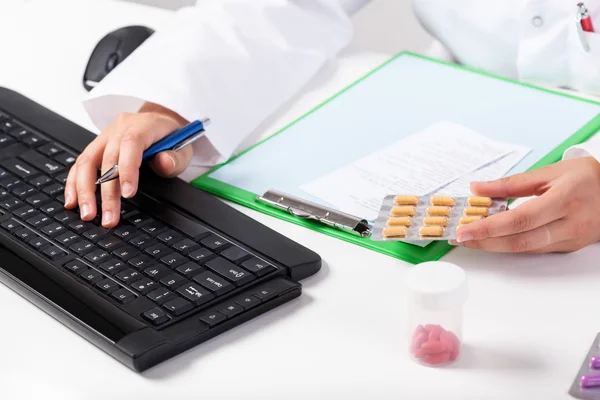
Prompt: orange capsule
<box><xmin>424</xmin><ymin>352</ymin><xmax>451</xmax><ymax>365</ymax></box>
<box><xmin>394</xmin><ymin>195</ymin><xmax>419</xmax><ymax>205</ymax></box>
<box><xmin>420</xmin><ymin>340</ymin><xmax>446</xmax><ymax>355</ymax></box>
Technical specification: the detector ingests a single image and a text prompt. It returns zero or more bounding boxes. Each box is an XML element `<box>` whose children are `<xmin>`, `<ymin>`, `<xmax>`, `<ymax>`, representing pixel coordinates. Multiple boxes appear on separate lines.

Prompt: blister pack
<box><xmin>371</xmin><ymin>195</ymin><xmax>507</xmax><ymax>241</ymax></box>
<box><xmin>569</xmin><ymin>333</ymin><xmax>600</xmax><ymax>399</ymax></box>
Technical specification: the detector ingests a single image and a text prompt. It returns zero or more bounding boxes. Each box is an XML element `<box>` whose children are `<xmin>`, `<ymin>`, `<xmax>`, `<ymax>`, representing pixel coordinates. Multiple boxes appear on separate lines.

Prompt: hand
<box><xmin>450</xmin><ymin>156</ymin><xmax>600</xmax><ymax>253</ymax></box>
<box><xmin>64</xmin><ymin>102</ymin><xmax>191</xmax><ymax>228</ymax></box>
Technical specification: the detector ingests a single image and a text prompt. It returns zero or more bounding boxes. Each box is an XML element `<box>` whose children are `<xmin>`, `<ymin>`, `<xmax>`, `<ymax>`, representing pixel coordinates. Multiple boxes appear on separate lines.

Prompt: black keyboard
<box><xmin>0</xmin><ymin>87</ymin><xmax>321</xmax><ymax>372</ymax></box>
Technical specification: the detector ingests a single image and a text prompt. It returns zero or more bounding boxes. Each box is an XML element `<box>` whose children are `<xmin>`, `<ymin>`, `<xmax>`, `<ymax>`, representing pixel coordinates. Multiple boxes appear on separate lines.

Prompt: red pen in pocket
<box><xmin>578</xmin><ymin>2</ymin><xmax>595</xmax><ymax>32</ymax></box>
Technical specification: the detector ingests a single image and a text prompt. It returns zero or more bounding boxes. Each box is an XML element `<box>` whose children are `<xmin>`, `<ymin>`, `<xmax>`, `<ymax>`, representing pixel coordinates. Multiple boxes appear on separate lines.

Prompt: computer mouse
<box><xmin>83</xmin><ymin>25</ymin><xmax>155</xmax><ymax>91</ymax></box>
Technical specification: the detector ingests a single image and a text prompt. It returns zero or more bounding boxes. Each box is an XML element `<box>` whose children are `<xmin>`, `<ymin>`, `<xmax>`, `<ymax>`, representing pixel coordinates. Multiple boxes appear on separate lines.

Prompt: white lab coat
<box><xmin>83</xmin><ymin>0</ymin><xmax>600</xmax><ymax>168</ymax></box>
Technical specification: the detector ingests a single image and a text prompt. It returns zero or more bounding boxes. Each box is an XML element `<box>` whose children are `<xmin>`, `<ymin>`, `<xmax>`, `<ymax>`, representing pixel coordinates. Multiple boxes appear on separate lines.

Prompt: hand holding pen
<box><xmin>64</xmin><ymin>103</ymin><xmax>209</xmax><ymax>228</ymax></box>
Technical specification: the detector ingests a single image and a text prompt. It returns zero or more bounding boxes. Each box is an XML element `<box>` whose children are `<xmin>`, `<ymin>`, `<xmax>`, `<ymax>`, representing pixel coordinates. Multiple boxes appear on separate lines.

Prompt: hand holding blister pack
<box><xmin>371</xmin><ymin>195</ymin><xmax>508</xmax><ymax>241</ymax></box>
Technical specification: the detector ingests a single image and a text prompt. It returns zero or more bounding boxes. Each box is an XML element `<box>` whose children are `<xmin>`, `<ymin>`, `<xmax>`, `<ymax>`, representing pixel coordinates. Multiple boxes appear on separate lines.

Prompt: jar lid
<box><xmin>406</xmin><ymin>261</ymin><xmax>468</xmax><ymax>310</ymax></box>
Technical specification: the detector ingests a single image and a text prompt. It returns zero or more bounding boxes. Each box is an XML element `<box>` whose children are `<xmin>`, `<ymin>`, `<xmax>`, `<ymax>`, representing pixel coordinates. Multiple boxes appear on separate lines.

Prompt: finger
<box><xmin>64</xmin><ymin>163</ymin><xmax>78</xmax><ymax>209</ymax></box>
<box><xmin>470</xmin><ymin>167</ymin><xmax>556</xmax><ymax>199</ymax></box>
<box><xmin>456</xmin><ymin>188</ymin><xmax>566</xmax><ymax>242</ymax></box>
<box><xmin>118</xmin><ymin>116</ymin><xmax>181</xmax><ymax>198</ymax></box>
<box><xmin>99</xmin><ymin>138</ymin><xmax>122</xmax><ymax>228</ymax></box>
<box><xmin>457</xmin><ymin>219</ymin><xmax>570</xmax><ymax>253</ymax></box>
<box><xmin>149</xmin><ymin>147</ymin><xmax>193</xmax><ymax>178</ymax></box>
<box><xmin>75</xmin><ymin>143</ymin><xmax>105</xmax><ymax>220</ymax></box>
<box><xmin>524</xmin><ymin>239</ymin><xmax>582</xmax><ymax>254</ymax></box>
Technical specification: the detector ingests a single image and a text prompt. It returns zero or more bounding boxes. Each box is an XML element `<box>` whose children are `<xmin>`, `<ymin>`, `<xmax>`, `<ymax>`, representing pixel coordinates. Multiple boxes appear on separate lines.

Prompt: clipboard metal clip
<box><xmin>257</xmin><ymin>189</ymin><xmax>371</xmax><ymax>238</ymax></box>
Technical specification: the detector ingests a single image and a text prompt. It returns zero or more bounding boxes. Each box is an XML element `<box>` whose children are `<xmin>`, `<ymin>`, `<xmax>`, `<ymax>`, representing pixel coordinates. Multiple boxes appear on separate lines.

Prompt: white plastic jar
<box><xmin>406</xmin><ymin>261</ymin><xmax>468</xmax><ymax>367</ymax></box>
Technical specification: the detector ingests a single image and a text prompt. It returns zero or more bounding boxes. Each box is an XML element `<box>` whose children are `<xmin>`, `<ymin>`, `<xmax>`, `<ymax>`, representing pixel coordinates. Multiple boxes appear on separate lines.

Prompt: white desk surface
<box><xmin>1</xmin><ymin>1</ymin><xmax>599</xmax><ymax>399</ymax></box>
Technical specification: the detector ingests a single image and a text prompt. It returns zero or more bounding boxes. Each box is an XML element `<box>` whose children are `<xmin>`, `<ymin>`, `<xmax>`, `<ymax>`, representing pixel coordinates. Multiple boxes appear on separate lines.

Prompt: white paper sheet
<box><xmin>300</xmin><ymin>121</ymin><xmax>518</xmax><ymax>221</ymax></box>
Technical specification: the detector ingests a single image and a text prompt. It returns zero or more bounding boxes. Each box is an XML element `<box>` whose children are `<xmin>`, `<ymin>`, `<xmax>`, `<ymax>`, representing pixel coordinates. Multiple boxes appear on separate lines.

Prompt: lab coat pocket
<box><xmin>567</xmin><ymin>25</ymin><xmax>600</xmax><ymax>96</ymax></box>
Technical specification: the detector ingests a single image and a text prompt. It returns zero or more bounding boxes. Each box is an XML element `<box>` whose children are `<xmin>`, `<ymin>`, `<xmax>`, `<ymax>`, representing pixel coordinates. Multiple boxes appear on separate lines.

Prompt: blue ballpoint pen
<box><xmin>95</xmin><ymin>118</ymin><xmax>210</xmax><ymax>185</ymax></box>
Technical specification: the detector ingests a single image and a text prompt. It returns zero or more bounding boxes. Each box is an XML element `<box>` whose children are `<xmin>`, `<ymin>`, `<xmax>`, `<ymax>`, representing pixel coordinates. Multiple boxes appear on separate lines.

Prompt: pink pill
<box><xmin>424</xmin><ymin>352</ymin><xmax>450</xmax><ymax>365</ymax></box>
<box><xmin>428</xmin><ymin>325</ymin><xmax>442</xmax><ymax>342</ymax></box>
<box><xmin>411</xmin><ymin>332</ymin><xmax>428</xmax><ymax>354</ymax></box>
<box><xmin>421</xmin><ymin>340</ymin><xmax>446</xmax><ymax>355</ymax></box>
<box><xmin>412</xmin><ymin>324</ymin><xmax>428</xmax><ymax>341</ymax></box>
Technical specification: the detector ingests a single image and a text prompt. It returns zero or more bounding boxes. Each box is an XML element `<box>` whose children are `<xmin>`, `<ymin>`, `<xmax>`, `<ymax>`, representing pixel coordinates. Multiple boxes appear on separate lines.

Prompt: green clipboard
<box><xmin>191</xmin><ymin>51</ymin><xmax>600</xmax><ymax>264</ymax></box>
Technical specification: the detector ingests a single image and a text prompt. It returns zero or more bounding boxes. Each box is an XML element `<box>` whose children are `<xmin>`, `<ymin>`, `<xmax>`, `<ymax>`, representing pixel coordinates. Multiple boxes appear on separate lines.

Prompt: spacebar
<box><xmin>130</xmin><ymin>194</ymin><xmax>211</xmax><ymax>240</ymax></box>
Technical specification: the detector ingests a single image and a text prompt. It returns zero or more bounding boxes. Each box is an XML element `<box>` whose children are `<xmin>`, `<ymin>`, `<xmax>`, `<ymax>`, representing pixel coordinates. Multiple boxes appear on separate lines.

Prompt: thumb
<box><xmin>470</xmin><ymin>167</ymin><xmax>554</xmax><ymax>199</ymax></box>
<box><xmin>149</xmin><ymin>146</ymin><xmax>193</xmax><ymax>178</ymax></box>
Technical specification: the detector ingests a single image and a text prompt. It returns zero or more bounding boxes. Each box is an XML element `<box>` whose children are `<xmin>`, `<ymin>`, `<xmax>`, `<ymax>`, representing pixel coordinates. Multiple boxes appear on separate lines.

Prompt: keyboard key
<box><xmin>20</xmin><ymin>150</ymin><xmax>64</xmax><ymax>175</ymax></box>
<box><xmin>27</xmin><ymin>236</ymin><xmax>49</xmax><ymax>250</ymax></box>
<box><xmin>54</xmin><ymin>171</ymin><xmax>69</xmax><ymax>185</ymax></box>
<box><xmin>156</xmin><ymin>229</ymin><xmax>181</xmax><ymax>245</ymax></box>
<box><xmin>79</xmin><ymin>269</ymin><xmax>104</xmax><ymax>284</ymax></box>
<box><xmin>147</xmin><ymin>288</ymin><xmax>176</xmax><ymax>305</ymax></box>
<box><xmin>0</xmin><ymin>177</ymin><xmax>21</xmax><ymax>189</ymax></box>
<box><xmin>142</xmin><ymin>307</ymin><xmax>170</xmax><ymax>326</ymax></box>
<box><xmin>220</xmin><ymin>246</ymin><xmax>250</xmax><ymax>264</ymax></box>
<box><xmin>111</xmin><ymin>288</ymin><xmax>136</xmax><ymax>304</ymax></box>
<box><xmin>129</xmin><ymin>234</ymin><xmax>154</xmax><ymax>249</ymax></box>
<box><xmin>144</xmin><ymin>243</ymin><xmax>170</xmax><ymax>258</ymax></box>
<box><xmin>42</xmin><ymin>183</ymin><xmax>64</xmax><ymax>197</ymax></box>
<box><xmin>26</xmin><ymin>213</ymin><xmax>51</xmax><ymax>228</ymax></box>
<box><xmin>198</xmin><ymin>311</ymin><xmax>226</xmax><ymax>327</ymax></box>
<box><xmin>241</xmin><ymin>257</ymin><xmax>276</xmax><ymax>277</ymax></box>
<box><xmin>143</xmin><ymin>265</ymin><xmax>171</xmax><ymax>280</ymax></box>
<box><xmin>68</xmin><ymin>221</ymin><xmax>95</xmax><ymax>234</ymax></box>
<box><xmin>69</xmin><ymin>240</ymin><xmax>95</xmax><ymax>255</ymax></box>
<box><xmin>99</xmin><ymin>259</ymin><xmax>126</xmax><ymax>275</ymax></box>
<box><xmin>130</xmin><ymin>278</ymin><xmax>158</xmax><ymax>294</ymax></box>
<box><xmin>204</xmin><ymin>257</ymin><xmax>255</xmax><ymax>287</ymax></box>
<box><xmin>0</xmin><ymin>196</ymin><xmax>22</xmax><ymax>210</ymax></box>
<box><xmin>115</xmin><ymin>268</ymin><xmax>141</xmax><ymax>283</ymax></box>
<box><xmin>253</xmin><ymin>287</ymin><xmax>279</xmax><ymax>302</ymax></box>
<box><xmin>192</xmin><ymin>271</ymin><xmax>234</xmax><ymax>296</ymax></box>
<box><xmin>187</xmin><ymin>248</ymin><xmax>215</xmax><ymax>262</ymax></box>
<box><xmin>126</xmin><ymin>213</ymin><xmax>152</xmax><ymax>227</ymax></box>
<box><xmin>55</xmin><ymin>231</ymin><xmax>79</xmax><ymax>246</ymax></box>
<box><xmin>63</xmin><ymin>259</ymin><xmax>87</xmax><ymax>274</ymax></box>
<box><xmin>22</xmin><ymin>133</ymin><xmax>48</xmax><ymax>148</ymax></box>
<box><xmin>56</xmin><ymin>194</ymin><xmax>65</xmax><ymax>204</ymax></box>
<box><xmin>40</xmin><ymin>201</ymin><xmax>62</xmax><ymax>215</ymax></box>
<box><xmin>25</xmin><ymin>192</ymin><xmax>50</xmax><ymax>207</ymax></box>
<box><xmin>0</xmin><ymin>119</ymin><xmax>16</xmax><ymax>133</ymax></box>
<box><xmin>219</xmin><ymin>303</ymin><xmax>244</xmax><ymax>319</ymax></box>
<box><xmin>1</xmin><ymin>219</ymin><xmax>19</xmax><ymax>232</ymax></box>
<box><xmin>97</xmin><ymin>236</ymin><xmax>124</xmax><ymax>250</ymax></box>
<box><xmin>0</xmin><ymin>187</ymin><xmax>9</xmax><ymax>199</ymax></box>
<box><xmin>42</xmin><ymin>245</ymin><xmax>67</xmax><ymax>261</ymax></box>
<box><xmin>172</xmin><ymin>238</ymin><xmax>199</xmax><ymax>254</ymax></box>
<box><xmin>28</xmin><ymin>175</ymin><xmax>52</xmax><ymax>188</ymax></box>
<box><xmin>175</xmin><ymin>262</ymin><xmax>205</xmax><ymax>278</ymax></box>
<box><xmin>84</xmin><ymin>249</ymin><xmax>110</xmax><ymax>264</ymax></box>
<box><xmin>40</xmin><ymin>222</ymin><xmax>66</xmax><ymax>237</ymax></box>
<box><xmin>83</xmin><ymin>227</ymin><xmax>109</xmax><ymax>242</ymax></box>
<box><xmin>159</xmin><ymin>253</ymin><xmax>187</xmax><ymax>269</ymax></box>
<box><xmin>113</xmin><ymin>225</ymin><xmax>135</xmax><ymax>240</ymax></box>
<box><xmin>112</xmin><ymin>245</ymin><xmax>140</xmax><ymax>261</ymax></box>
<box><xmin>38</xmin><ymin>143</ymin><xmax>64</xmax><ymax>157</ymax></box>
<box><xmin>127</xmin><ymin>254</ymin><xmax>155</xmax><ymax>270</ymax></box>
<box><xmin>95</xmin><ymin>278</ymin><xmax>120</xmax><ymax>295</ymax></box>
<box><xmin>53</xmin><ymin>152</ymin><xmax>77</xmax><ymax>167</ymax></box>
<box><xmin>0</xmin><ymin>158</ymin><xmax>40</xmax><ymax>179</ymax></box>
<box><xmin>13</xmin><ymin>205</ymin><xmax>37</xmax><ymax>218</ymax></box>
<box><xmin>162</xmin><ymin>297</ymin><xmax>193</xmax><ymax>316</ymax></box>
<box><xmin>141</xmin><ymin>220</ymin><xmax>165</xmax><ymax>236</ymax></box>
<box><xmin>14</xmin><ymin>228</ymin><xmax>34</xmax><ymax>241</ymax></box>
<box><xmin>8</xmin><ymin>126</ymin><xmax>29</xmax><ymax>140</ymax></box>
<box><xmin>0</xmin><ymin>134</ymin><xmax>15</xmax><ymax>148</ymax></box>
<box><xmin>12</xmin><ymin>184</ymin><xmax>36</xmax><ymax>199</ymax></box>
<box><xmin>119</xmin><ymin>202</ymin><xmax>135</xmax><ymax>216</ymax></box>
<box><xmin>200</xmin><ymin>234</ymin><xmax>230</xmax><ymax>251</ymax></box>
<box><xmin>159</xmin><ymin>273</ymin><xmax>188</xmax><ymax>289</ymax></box>
<box><xmin>235</xmin><ymin>295</ymin><xmax>261</xmax><ymax>310</ymax></box>
<box><xmin>176</xmin><ymin>283</ymin><xmax>215</xmax><ymax>306</ymax></box>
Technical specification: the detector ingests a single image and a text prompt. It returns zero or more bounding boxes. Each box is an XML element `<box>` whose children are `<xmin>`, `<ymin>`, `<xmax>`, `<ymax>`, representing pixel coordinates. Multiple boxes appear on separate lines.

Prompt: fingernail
<box><xmin>449</xmin><ymin>240</ymin><xmax>458</xmax><ymax>246</ymax></box>
<box><xmin>64</xmin><ymin>194</ymin><xmax>72</xmax><ymax>206</ymax></box>
<box><xmin>167</xmin><ymin>153</ymin><xmax>176</xmax><ymax>170</ymax></box>
<box><xmin>102</xmin><ymin>211</ymin><xmax>113</xmax><ymax>226</ymax></box>
<box><xmin>457</xmin><ymin>233</ymin><xmax>473</xmax><ymax>243</ymax></box>
<box><xmin>122</xmin><ymin>182</ymin><xmax>134</xmax><ymax>198</ymax></box>
<box><xmin>81</xmin><ymin>203</ymin><xmax>91</xmax><ymax>219</ymax></box>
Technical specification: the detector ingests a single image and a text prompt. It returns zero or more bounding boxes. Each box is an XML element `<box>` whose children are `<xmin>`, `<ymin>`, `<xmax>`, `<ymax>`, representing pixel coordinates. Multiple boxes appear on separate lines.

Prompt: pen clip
<box><xmin>172</xmin><ymin>130</ymin><xmax>205</xmax><ymax>152</ymax></box>
<box><xmin>577</xmin><ymin>7</ymin><xmax>591</xmax><ymax>52</ymax></box>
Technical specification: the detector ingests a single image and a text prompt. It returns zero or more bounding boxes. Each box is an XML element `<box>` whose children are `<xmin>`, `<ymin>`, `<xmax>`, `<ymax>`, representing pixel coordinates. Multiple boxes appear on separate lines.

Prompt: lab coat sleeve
<box><xmin>83</xmin><ymin>0</ymin><xmax>370</xmax><ymax>167</ymax></box>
